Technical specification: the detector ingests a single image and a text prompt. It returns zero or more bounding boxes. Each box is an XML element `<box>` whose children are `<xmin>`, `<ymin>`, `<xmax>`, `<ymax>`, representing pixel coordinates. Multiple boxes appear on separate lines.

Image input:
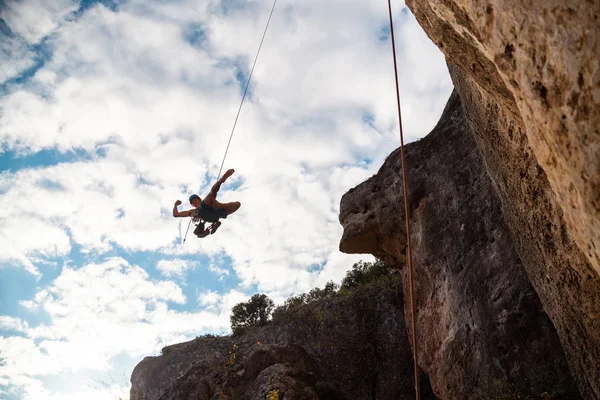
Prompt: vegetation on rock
<box><xmin>230</xmin><ymin>260</ymin><xmax>394</xmax><ymax>333</ymax></box>
<box><xmin>230</xmin><ymin>294</ymin><xmax>275</xmax><ymax>334</ymax></box>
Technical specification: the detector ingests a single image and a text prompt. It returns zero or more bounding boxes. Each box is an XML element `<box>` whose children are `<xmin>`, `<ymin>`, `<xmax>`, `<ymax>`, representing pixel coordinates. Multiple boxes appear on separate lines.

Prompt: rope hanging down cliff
<box><xmin>182</xmin><ymin>0</ymin><xmax>278</xmax><ymax>243</ymax></box>
<box><xmin>387</xmin><ymin>1</ymin><xmax>421</xmax><ymax>399</ymax></box>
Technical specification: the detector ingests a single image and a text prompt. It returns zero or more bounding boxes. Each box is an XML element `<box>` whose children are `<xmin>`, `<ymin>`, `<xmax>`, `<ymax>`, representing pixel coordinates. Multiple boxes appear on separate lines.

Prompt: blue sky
<box><xmin>0</xmin><ymin>0</ymin><xmax>452</xmax><ymax>398</ymax></box>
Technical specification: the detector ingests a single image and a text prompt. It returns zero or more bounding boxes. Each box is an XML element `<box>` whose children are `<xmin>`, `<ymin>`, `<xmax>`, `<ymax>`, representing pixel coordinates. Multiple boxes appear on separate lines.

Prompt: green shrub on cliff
<box><xmin>230</xmin><ymin>294</ymin><xmax>274</xmax><ymax>335</ymax></box>
<box><xmin>230</xmin><ymin>260</ymin><xmax>394</xmax><ymax>330</ymax></box>
<box><xmin>340</xmin><ymin>259</ymin><xmax>394</xmax><ymax>290</ymax></box>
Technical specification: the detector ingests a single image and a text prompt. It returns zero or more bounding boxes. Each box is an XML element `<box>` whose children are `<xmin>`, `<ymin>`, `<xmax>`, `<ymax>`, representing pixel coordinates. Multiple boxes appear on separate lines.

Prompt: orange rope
<box><xmin>387</xmin><ymin>1</ymin><xmax>420</xmax><ymax>399</ymax></box>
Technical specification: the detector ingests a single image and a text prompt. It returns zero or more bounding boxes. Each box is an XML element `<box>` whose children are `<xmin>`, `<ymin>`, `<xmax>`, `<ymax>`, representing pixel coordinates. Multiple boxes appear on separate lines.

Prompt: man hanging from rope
<box><xmin>172</xmin><ymin>168</ymin><xmax>241</xmax><ymax>238</ymax></box>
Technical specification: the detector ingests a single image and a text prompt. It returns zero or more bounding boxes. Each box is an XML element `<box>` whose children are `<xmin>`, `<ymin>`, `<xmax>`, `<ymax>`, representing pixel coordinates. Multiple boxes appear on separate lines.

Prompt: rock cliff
<box><xmin>406</xmin><ymin>0</ymin><xmax>599</xmax><ymax>274</ymax></box>
<box><xmin>130</xmin><ymin>274</ymin><xmax>438</xmax><ymax>400</ymax></box>
<box><xmin>339</xmin><ymin>91</ymin><xmax>578</xmax><ymax>399</ymax></box>
<box><xmin>403</xmin><ymin>1</ymin><xmax>599</xmax><ymax>398</ymax></box>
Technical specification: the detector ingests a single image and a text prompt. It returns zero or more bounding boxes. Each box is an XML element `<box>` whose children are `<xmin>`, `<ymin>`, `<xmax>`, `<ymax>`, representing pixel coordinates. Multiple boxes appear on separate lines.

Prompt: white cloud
<box><xmin>0</xmin><ymin>257</ymin><xmax>245</xmax><ymax>399</ymax></box>
<box><xmin>18</xmin><ymin>300</ymin><xmax>39</xmax><ymax>311</ymax></box>
<box><xmin>0</xmin><ymin>215</ymin><xmax>71</xmax><ymax>277</ymax></box>
<box><xmin>208</xmin><ymin>264</ymin><xmax>230</xmax><ymax>277</ymax></box>
<box><xmin>0</xmin><ymin>316</ymin><xmax>29</xmax><ymax>332</ymax></box>
<box><xmin>0</xmin><ymin>0</ymin><xmax>79</xmax><ymax>43</ymax></box>
<box><xmin>156</xmin><ymin>258</ymin><xmax>197</xmax><ymax>278</ymax></box>
<box><xmin>196</xmin><ymin>289</ymin><xmax>248</xmax><ymax>320</ymax></box>
<box><xmin>198</xmin><ymin>289</ymin><xmax>220</xmax><ymax>306</ymax></box>
<box><xmin>0</xmin><ymin>35</ymin><xmax>36</xmax><ymax>84</ymax></box>
<box><xmin>26</xmin><ymin>384</ymin><xmax>129</xmax><ymax>400</ymax></box>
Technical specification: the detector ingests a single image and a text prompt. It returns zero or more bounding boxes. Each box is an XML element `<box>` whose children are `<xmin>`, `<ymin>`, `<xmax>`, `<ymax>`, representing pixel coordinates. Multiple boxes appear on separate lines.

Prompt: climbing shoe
<box><xmin>208</xmin><ymin>221</ymin><xmax>222</xmax><ymax>235</ymax></box>
<box><xmin>194</xmin><ymin>223</ymin><xmax>209</xmax><ymax>238</ymax></box>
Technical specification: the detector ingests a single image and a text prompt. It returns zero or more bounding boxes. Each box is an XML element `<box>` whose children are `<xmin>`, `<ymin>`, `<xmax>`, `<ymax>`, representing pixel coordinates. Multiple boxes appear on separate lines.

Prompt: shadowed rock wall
<box><xmin>405</xmin><ymin>0</ymin><xmax>600</xmax><ymax>274</ymax></box>
<box><xmin>403</xmin><ymin>1</ymin><xmax>600</xmax><ymax>397</ymax></box>
<box><xmin>339</xmin><ymin>91</ymin><xmax>579</xmax><ymax>399</ymax></box>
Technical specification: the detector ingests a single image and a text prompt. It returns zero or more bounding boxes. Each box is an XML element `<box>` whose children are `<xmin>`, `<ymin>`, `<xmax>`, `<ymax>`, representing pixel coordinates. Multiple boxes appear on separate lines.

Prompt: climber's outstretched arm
<box><xmin>172</xmin><ymin>200</ymin><xmax>195</xmax><ymax>218</ymax></box>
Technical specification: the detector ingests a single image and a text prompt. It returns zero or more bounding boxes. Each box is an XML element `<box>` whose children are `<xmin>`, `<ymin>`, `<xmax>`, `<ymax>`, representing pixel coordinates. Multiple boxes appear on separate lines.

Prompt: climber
<box><xmin>173</xmin><ymin>168</ymin><xmax>241</xmax><ymax>238</ymax></box>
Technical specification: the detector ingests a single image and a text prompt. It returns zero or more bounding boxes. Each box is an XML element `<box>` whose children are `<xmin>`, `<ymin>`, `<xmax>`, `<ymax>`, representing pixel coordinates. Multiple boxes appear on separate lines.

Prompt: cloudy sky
<box><xmin>0</xmin><ymin>0</ymin><xmax>452</xmax><ymax>398</ymax></box>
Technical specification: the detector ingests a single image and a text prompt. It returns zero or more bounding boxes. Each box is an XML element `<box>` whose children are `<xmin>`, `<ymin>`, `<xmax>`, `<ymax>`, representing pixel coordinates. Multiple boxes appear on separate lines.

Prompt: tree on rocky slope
<box><xmin>340</xmin><ymin>259</ymin><xmax>393</xmax><ymax>289</ymax></box>
<box><xmin>230</xmin><ymin>293</ymin><xmax>274</xmax><ymax>334</ymax></box>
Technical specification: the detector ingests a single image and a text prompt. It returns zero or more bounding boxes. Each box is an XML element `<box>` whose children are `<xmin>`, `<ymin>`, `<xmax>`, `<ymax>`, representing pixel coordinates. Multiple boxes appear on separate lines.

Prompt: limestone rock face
<box><xmin>154</xmin><ymin>343</ymin><xmax>326</xmax><ymax>400</ymax></box>
<box><xmin>448</xmin><ymin>65</ymin><xmax>600</xmax><ymax>400</ymax></box>
<box><xmin>405</xmin><ymin>0</ymin><xmax>600</xmax><ymax>275</ymax></box>
<box><xmin>130</xmin><ymin>276</ymin><xmax>438</xmax><ymax>400</ymax></box>
<box><xmin>339</xmin><ymin>91</ymin><xmax>579</xmax><ymax>399</ymax></box>
<box><xmin>404</xmin><ymin>1</ymin><xmax>600</xmax><ymax>398</ymax></box>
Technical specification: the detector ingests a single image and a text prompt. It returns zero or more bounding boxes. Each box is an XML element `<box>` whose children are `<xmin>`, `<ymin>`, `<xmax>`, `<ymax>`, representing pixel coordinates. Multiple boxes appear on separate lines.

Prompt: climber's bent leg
<box><xmin>214</xmin><ymin>200</ymin><xmax>241</xmax><ymax>216</ymax></box>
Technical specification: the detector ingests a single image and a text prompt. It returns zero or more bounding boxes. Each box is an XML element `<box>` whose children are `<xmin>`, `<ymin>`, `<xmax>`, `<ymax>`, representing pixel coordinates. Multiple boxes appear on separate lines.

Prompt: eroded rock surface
<box><xmin>339</xmin><ymin>91</ymin><xmax>579</xmax><ymax>399</ymax></box>
<box><xmin>449</xmin><ymin>64</ymin><xmax>600</xmax><ymax>400</ymax></box>
<box><xmin>406</xmin><ymin>0</ymin><xmax>600</xmax><ymax>275</ymax></box>
<box><xmin>404</xmin><ymin>1</ymin><xmax>600</xmax><ymax>398</ymax></box>
<box><xmin>130</xmin><ymin>276</ymin><xmax>437</xmax><ymax>400</ymax></box>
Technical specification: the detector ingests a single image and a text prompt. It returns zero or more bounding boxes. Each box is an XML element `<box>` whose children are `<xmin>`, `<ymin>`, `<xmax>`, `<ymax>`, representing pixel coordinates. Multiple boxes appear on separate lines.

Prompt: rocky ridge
<box><xmin>130</xmin><ymin>273</ymin><xmax>437</xmax><ymax>400</ymax></box>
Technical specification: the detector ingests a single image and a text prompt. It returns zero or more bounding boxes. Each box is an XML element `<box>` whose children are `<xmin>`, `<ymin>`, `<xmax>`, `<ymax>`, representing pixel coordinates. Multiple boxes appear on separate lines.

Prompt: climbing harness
<box><xmin>387</xmin><ymin>1</ymin><xmax>421</xmax><ymax>398</ymax></box>
<box><xmin>183</xmin><ymin>0</ymin><xmax>278</xmax><ymax>244</ymax></box>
